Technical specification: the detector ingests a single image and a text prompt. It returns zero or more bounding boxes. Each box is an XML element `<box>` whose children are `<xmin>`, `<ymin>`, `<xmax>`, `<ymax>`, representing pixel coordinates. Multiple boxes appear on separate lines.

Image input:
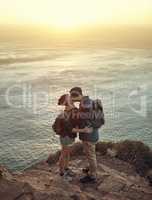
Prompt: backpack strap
<box><xmin>93</xmin><ymin>99</ymin><xmax>103</xmax><ymax>112</ymax></box>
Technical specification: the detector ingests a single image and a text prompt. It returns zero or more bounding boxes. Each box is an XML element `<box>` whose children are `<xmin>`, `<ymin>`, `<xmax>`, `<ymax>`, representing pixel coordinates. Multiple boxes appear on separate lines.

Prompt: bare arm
<box><xmin>72</xmin><ymin>127</ymin><xmax>93</xmax><ymax>134</ymax></box>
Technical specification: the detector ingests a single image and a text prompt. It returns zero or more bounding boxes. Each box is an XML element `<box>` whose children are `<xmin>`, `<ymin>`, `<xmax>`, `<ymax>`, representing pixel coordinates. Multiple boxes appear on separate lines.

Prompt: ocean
<box><xmin>0</xmin><ymin>43</ymin><xmax>152</xmax><ymax>170</ymax></box>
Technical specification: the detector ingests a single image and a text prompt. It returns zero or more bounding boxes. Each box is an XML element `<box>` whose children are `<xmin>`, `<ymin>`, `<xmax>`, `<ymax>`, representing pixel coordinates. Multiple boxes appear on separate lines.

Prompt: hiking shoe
<box><xmin>60</xmin><ymin>170</ymin><xmax>73</xmax><ymax>181</ymax></box>
<box><xmin>80</xmin><ymin>175</ymin><xmax>96</xmax><ymax>184</ymax></box>
<box><xmin>60</xmin><ymin>172</ymin><xmax>64</xmax><ymax>176</ymax></box>
<box><xmin>62</xmin><ymin>173</ymin><xmax>73</xmax><ymax>182</ymax></box>
<box><xmin>65</xmin><ymin>168</ymin><xmax>75</xmax><ymax>177</ymax></box>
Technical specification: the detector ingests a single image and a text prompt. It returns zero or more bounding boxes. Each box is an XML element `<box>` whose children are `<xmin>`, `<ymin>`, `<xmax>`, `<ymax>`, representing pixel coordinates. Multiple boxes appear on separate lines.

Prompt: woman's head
<box><xmin>58</xmin><ymin>94</ymin><xmax>74</xmax><ymax>110</ymax></box>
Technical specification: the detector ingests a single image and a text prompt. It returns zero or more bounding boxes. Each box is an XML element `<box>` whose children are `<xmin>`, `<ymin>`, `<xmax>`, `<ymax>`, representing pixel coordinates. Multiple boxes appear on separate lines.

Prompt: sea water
<box><xmin>0</xmin><ymin>43</ymin><xmax>152</xmax><ymax>170</ymax></box>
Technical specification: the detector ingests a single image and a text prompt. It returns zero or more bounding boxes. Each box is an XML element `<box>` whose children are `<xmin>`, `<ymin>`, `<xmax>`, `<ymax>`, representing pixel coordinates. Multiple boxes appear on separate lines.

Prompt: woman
<box><xmin>52</xmin><ymin>94</ymin><xmax>78</xmax><ymax>177</ymax></box>
<box><xmin>52</xmin><ymin>94</ymin><xmax>92</xmax><ymax>179</ymax></box>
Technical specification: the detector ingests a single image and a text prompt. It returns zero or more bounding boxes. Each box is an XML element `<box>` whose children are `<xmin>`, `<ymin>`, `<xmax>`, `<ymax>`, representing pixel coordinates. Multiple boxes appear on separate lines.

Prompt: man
<box><xmin>70</xmin><ymin>87</ymin><xmax>105</xmax><ymax>183</ymax></box>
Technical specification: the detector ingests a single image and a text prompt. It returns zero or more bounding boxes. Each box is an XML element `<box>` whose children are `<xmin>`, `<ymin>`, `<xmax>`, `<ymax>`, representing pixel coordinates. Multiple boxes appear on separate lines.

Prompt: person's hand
<box><xmin>83</xmin><ymin>127</ymin><xmax>93</xmax><ymax>134</ymax></box>
<box><xmin>72</xmin><ymin>128</ymin><xmax>79</xmax><ymax>133</ymax></box>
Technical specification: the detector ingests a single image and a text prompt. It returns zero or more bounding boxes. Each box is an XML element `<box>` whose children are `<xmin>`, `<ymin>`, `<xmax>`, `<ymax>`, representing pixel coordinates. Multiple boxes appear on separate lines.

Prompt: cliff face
<box><xmin>0</xmin><ymin>141</ymin><xmax>152</xmax><ymax>200</ymax></box>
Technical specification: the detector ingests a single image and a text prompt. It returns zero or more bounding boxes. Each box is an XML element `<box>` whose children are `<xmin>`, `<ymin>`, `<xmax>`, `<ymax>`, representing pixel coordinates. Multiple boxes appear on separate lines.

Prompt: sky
<box><xmin>0</xmin><ymin>0</ymin><xmax>152</xmax><ymax>29</ymax></box>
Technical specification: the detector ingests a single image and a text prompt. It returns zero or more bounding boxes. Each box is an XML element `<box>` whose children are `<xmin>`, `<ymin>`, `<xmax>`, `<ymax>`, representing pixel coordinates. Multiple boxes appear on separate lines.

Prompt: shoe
<box><xmin>60</xmin><ymin>170</ymin><xmax>73</xmax><ymax>181</ymax></box>
<box><xmin>60</xmin><ymin>172</ymin><xmax>64</xmax><ymax>176</ymax></box>
<box><xmin>62</xmin><ymin>173</ymin><xmax>73</xmax><ymax>182</ymax></box>
<box><xmin>65</xmin><ymin>168</ymin><xmax>75</xmax><ymax>177</ymax></box>
<box><xmin>80</xmin><ymin>175</ymin><xmax>96</xmax><ymax>184</ymax></box>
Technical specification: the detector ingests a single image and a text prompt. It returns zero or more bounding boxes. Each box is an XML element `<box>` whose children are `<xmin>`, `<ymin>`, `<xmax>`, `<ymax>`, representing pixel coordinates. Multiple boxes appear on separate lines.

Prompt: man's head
<box><xmin>70</xmin><ymin>87</ymin><xmax>83</xmax><ymax>102</ymax></box>
<box><xmin>79</xmin><ymin>96</ymin><xmax>93</xmax><ymax>112</ymax></box>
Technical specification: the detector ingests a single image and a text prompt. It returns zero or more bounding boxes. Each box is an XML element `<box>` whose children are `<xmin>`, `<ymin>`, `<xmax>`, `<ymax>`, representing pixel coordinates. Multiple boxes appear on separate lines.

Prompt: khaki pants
<box><xmin>83</xmin><ymin>141</ymin><xmax>97</xmax><ymax>178</ymax></box>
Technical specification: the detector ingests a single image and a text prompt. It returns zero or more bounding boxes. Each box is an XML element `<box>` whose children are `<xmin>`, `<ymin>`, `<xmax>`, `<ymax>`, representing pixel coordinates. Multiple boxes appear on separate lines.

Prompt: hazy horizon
<box><xmin>0</xmin><ymin>24</ymin><xmax>152</xmax><ymax>48</ymax></box>
<box><xmin>1</xmin><ymin>0</ymin><xmax>152</xmax><ymax>48</ymax></box>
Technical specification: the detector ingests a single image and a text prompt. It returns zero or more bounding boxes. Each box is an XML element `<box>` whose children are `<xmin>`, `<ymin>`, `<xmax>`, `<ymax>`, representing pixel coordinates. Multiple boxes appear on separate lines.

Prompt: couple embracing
<box><xmin>52</xmin><ymin>87</ymin><xmax>105</xmax><ymax>183</ymax></box>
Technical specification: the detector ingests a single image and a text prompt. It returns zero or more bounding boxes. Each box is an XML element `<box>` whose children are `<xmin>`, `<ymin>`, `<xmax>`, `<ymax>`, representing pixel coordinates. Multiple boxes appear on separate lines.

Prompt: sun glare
<box><xmin>33</xmin><ymin>0</ymin><xmax>100</xmax><ymax>29</ymax></box>
<box><xmin>0</xmin><ymin>0</ymin><xmax>151</xmax><ymax>29</ymax></box>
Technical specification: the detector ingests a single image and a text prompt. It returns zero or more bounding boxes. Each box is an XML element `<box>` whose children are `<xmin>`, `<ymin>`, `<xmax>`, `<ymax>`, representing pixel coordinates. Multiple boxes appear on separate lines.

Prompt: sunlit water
<box><xmin>0</xmin><ymin>43</ymin><xmax>152</xmax><ymax>170</ymax></box>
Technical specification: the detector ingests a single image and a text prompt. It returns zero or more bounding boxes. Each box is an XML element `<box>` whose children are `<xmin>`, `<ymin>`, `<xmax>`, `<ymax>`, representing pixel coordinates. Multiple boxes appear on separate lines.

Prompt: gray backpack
<box><xmin>91</xmin><ymin>99</ymin><xmax>105</xmax><ymax>129</ymax></box>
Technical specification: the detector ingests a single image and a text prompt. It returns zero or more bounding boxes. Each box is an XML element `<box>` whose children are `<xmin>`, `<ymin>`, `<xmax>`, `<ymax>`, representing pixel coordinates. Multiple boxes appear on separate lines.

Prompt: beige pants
<box><xmin>83</xmin><ymin>141</ymin><xmax>97</xmax><ymax>178</ymax></box>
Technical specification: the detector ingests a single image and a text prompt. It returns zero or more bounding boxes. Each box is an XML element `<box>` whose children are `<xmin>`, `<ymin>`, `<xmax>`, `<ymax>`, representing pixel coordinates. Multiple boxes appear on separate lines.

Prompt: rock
<box><xmin>70</xmin><ymin>194</ymin><xmax>80</xmax><ymax>200</ymax></box>
<box><xmin>0</xmin><ymin>179</ymin><xmax>34</xmax><ymax>200</ymax></box>
<box><xmin>146</xmin><ymin>169</ymin><xmax>152</xmax><ymax>186</ymax></box>
<box><xmin>0</xmin><ymin>166</ymin><xmax>13</xmax><ymax>181</ymax></box>
<box><xmin>98</xmin><ymin>175</ymin><xmax>126</xmax><ymax>193</ymax></box>
<box><xmin>70</xmin><ymin>194</ymin><xmax>87</xmax><ymax>200</ymax></box>
<box><xmin>33</xmin><ymin>191</ymin><xmax>50</xmax><ymax>200</ymax></box>
<box><xmin>0</xmin><ymin>141</ymin><xmax>152</xmax><ymax>200</ymax></box>
<box><xmin>102</xmin><ymin>193</ymin><xmax>130</xmax><ymax>200</ymax></box>
<box><xmin>0</xmin><ymin>169</ymin><xmax>3</xmax><ymax>179</ymax></box>
<box><xmin>107</xmin><ymin>148</ymin><xmax>118</xmax><ymax>158</ymax></box>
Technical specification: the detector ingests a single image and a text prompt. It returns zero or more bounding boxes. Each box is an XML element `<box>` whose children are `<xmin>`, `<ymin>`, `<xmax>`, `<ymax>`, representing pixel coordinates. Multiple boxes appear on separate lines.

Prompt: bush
<box><xmin>96</xmin><ymin>141</ymin><xmax>114</xmax><ymax>155</ymax></box>
<box><xmin>114</xmin><ymin>140</ymin><xmax>152</xmax><ymax>176</ymax></box>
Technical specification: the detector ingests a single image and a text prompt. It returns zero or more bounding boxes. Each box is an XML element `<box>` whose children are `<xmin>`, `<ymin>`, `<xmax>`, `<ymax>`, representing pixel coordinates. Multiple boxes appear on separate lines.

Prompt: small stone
<box><xmin>45</xmin><ymin>183</ymin><xmax>51</xmax><ymax>187</ymax></box>
<box><xmin>147</xmin><ymin>170</ymin><xmax>152</xmax><ymax>186</ymax></box>
<box><xmin>70</xmin><ymin>194</ymin><xmax>80</xmax><ymax>200</ymax></box>
<box><xmin>0</xmin><ymin>170</ymin><xmax>3</xmax><ymax>178</ymax></box>
<box><xmin>107</xmin><ymin>148</ymin><xmax>118</xmax><ymax>158</ymax></box>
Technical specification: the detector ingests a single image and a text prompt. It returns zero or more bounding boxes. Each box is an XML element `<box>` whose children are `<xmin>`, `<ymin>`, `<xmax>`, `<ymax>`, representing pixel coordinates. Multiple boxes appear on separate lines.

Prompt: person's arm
<box><xmin>82</xmin><ymin>127</ymin><xmax>93</xmax><ymax>134</ymax></box>
<box><xmin>52</xmin><ymin>117</ymin><xmax>62</xmax><ymax>134</ymax></box>
<box><xmin>72</xmin><ymin>127</ymin><xmax>93</xmax><ymax>133</ymax></box>
<box><xmin>72</xmin><ymin>128</ymin><xmax>84</xmax><ymax>133</ymax></box>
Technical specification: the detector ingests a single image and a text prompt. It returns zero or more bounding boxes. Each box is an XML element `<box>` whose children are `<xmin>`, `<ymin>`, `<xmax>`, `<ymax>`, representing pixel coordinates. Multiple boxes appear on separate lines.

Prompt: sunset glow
<box><xmin>0</xmin><ymin>0</ymin><xmax>152</xmax><ymax>29</ymax></box>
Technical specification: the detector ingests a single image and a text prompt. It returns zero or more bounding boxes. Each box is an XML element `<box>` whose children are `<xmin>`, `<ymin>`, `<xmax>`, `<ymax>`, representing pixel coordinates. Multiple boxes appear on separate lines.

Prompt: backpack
<box><xmin>52</xmin><ymin>113</ymin><xmax>64</xmax><ymax>135</ymax></box>
<box><xmin>91</xmin><ymin>99</ymin><xmax>105</xmax><ymax>129</ymax></box>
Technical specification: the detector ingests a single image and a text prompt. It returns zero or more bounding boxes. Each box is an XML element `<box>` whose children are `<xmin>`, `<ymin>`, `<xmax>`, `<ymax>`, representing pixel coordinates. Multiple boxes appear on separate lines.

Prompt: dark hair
<box><xmin>70</xmin><ymin>87</ymin><xmax>82</xmax><ymax>95</ymax></box>
<box><xmin>58</xmin><ymin>94</ymin><xmax>68</xmax><ymax>106</ymax></box>
<box><xmin>79</xmin><ymin>96</ymin><xmax>93</xmax><ymax>112</ymax></box>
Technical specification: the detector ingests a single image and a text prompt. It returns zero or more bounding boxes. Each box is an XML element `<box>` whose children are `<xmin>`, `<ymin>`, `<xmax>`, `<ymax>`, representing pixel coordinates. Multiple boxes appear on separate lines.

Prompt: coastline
<box><xmin>0</xmin><ymin>140</ymin><xmax>152</xmax><ymax>200</ymax></box>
